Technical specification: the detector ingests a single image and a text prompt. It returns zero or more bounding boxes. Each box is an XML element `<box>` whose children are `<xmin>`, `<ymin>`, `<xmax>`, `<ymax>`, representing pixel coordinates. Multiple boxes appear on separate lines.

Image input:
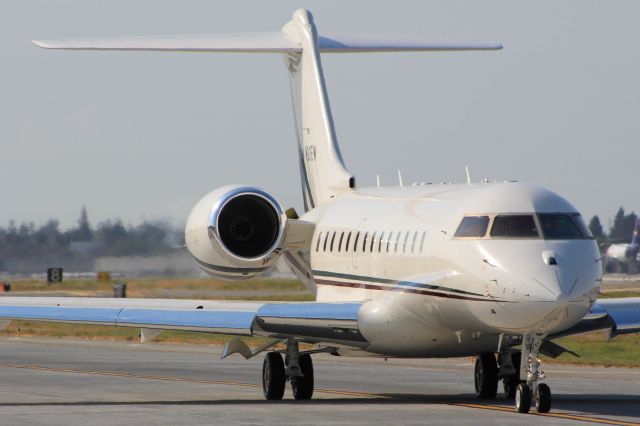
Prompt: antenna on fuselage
<box><xmin>397</xmin><ymin>170</ymin><xmax>404</xmax><ymax>187</ymax></box>
<box><xmin>465</xmin><ymin>166</ymin><xmax>471</xmax><ymax>185</ymax></box>
<box><xmin>376</xmin><ymin>175</ymin><xmax>381</xmax><ymax>188</ymax></box>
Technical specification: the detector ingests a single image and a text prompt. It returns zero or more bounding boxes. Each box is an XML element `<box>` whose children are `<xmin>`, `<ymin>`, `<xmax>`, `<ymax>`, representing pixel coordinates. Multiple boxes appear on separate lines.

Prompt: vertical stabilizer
<box><xmin>282</xmin><ymin>10</ymin><xmax>354</xmax><ymax>211</ymax></box>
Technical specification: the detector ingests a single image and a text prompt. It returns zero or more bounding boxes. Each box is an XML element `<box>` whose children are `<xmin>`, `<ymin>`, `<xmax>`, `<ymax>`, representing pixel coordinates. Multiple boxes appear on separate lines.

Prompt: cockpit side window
<box><xmin>539</xmin><ymin>213</ymin><xmax>593</xmax><ymax>239</ymax></box>
<box><xmin>490</xmin><ymin>215</ymin><xmax>539</xmax><ymax>238</ymax></box>
<box><xmin>454</xmin><ymin>216</ymin><xmax>490</xmax><ymax>238</ymax></box>
<box><xmin>570</xmin><ymin>214</ymin><xmax>594</xmax><ymax>238</ymax></box>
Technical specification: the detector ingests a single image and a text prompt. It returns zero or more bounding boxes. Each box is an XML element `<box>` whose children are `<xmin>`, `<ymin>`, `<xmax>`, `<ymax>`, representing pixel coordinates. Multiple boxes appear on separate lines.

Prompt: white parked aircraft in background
<box><xmin>2</xmin><ymin>9</ymin><xmax>639</xmax><ymax>414</ymax></box>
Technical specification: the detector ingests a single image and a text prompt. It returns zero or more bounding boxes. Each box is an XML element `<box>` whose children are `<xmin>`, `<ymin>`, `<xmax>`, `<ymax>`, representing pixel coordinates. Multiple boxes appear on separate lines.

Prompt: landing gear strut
<box><xmin>499</xmin><ymin>350</ymin><xmax>521</xmax><ymax>399</ymax></box>
<box><xmin>261</xmin><ymin>339</ymin><xmax>315</xmax><ymax>401</ymax></box>
<box><xmin>515</xmin><ymin>334</ymin><xmax>551</xmax><ymax>414</ymax></box>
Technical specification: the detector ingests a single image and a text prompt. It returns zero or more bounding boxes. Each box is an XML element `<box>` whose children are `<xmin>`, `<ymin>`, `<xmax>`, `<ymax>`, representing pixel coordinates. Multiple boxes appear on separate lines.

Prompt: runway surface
<box><xmin>0</xmin><ymin>337</ymin><xmax>638</xmax><ymax>426</ymax></box>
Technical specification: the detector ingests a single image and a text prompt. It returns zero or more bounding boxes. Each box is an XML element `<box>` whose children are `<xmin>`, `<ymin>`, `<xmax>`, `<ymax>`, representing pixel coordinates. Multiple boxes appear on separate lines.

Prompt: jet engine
<box><xmin>185</xmin><ymin>185</ymin><xmax>288</xmax><ymax>280</ymax></box>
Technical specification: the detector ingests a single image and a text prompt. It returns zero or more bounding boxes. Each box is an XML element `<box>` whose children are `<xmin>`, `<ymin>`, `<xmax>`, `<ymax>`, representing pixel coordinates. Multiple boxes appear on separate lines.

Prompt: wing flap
<box><xmin>255</xmin><ymin>302</ymin><xmax>365</xmax><ymax>345</ymax></box>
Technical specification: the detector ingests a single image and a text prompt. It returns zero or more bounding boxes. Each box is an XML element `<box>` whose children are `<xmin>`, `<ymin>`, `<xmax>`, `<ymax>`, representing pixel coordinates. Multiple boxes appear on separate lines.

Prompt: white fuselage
<box><xmin>286</xmin><ymin>181</ymin><xmax>602</xmax><ymax>357</ymax></box>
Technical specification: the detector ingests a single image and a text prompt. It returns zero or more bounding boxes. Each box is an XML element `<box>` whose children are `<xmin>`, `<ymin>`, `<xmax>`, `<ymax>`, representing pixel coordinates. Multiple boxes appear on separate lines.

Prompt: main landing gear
<box><xmin>475</xmin><ymin>334</ymin><xmax>551</xmax><ymax>414</ymax></box>
<box><xmin>262</xmin><ymin>339</ymin><xmax>314</xmax><ymax>400</ymax></box>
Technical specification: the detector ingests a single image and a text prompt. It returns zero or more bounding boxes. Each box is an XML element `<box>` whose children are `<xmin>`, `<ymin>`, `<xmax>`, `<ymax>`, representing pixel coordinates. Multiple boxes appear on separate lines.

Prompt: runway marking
<box><xmin>0</xmin><ymin>363</ymin><xmax>638</xmax><ymax>425</ymax></box>
<box><xmin>450</xmin><ymin>402</ymin><xmax>640</xmax><ymax>426</ymax></box>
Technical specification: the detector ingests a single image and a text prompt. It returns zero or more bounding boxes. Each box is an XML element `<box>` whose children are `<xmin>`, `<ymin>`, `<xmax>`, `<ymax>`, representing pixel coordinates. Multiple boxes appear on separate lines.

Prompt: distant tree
<box><xmin>609</xmin><ymin>207</ymin><xmax>638</xmax><ymax>242</ymax></box>
<box><xmin>68</xmin><ymin>206</ymin><xmax>93</xmax><ymax>241</ymax></box>
<box><xmin>588</xmin><ymin>215</ymin><xmax>606</xmax><ymax>243</ymax></box>
<box><xmin>34</xmin><ymin>219</ymin><xmax>62</xmax><ymax>246</ymax></box>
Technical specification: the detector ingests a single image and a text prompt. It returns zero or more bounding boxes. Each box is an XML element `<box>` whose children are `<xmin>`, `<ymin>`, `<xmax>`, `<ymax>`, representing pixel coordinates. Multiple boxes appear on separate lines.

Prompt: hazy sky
<box><xmin>1</xmin><ymin>1</ymin><xmax>638</xmax><ymax>230</ymax></box>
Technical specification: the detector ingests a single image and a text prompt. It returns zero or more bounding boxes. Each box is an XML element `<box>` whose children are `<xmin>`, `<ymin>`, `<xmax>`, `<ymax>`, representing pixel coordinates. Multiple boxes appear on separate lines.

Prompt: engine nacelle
<box><xmin>185</xmin><ymin>185</ymin><xmax>287</xmax><ymax>280</ymax></box>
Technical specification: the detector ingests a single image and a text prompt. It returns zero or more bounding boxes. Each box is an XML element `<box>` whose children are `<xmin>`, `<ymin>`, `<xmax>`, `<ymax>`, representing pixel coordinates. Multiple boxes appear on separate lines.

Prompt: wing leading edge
<box><xmin>0</xmin><ymin>297</ymin><xmax>365</xmax><ymax>346</ymax></box>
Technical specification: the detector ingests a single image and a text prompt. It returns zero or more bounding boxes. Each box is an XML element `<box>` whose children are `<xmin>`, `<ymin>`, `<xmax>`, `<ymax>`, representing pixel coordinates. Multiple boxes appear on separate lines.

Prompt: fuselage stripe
<box><xmin>312</xmin><ymin>270</ymin><xmax>486</xmax><ymax>298</ymax></box>
<box><xmin>314</xmin><ymin>278</ymin><xmax>493</xmax><ymax>302</ymax></box>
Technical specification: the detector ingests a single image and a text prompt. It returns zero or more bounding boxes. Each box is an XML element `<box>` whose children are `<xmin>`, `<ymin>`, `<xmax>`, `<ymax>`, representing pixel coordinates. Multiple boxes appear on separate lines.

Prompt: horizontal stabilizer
<box><xmin>33</xmin><ymin>33</ymin><xmax>301</xmax><ymax>53</ymax></box>
<box><xmin>33</xmin><ymin>34</ymin><xmax>501</xmax><ymax>54</ymax></box>
<box><xmin>319</xmin><ymin>34</ymin><xmax>502</xmax><ymax>52</ymax></box>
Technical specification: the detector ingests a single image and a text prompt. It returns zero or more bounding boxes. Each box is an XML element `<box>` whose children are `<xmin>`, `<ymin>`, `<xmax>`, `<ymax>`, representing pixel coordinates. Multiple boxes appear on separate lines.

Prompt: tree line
<box><xmin>0</xmin><ymin>206</ymin><xmax>183</xmax><ymax>259</ymax></box>
<box><xmin>588</xmin><ymin>207</ymin><xmax>637</xmax><ymax>245</ymax></box>
<box><xmin>0</xmin><ymin>206</ymin><xmax>635</xmax><ymax>260</ymax></box>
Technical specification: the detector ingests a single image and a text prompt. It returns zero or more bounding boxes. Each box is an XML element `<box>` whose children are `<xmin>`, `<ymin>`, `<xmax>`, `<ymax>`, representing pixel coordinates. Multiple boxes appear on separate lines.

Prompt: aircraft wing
<box><xmin>0</xmin><ymin>297</ymin><xmax>366</xmax><ymax>347</ymax></box>
<box><xmin>551</xmin><ymin>297</ymin><xmax>640</xmax><ymax>339</ymax></box>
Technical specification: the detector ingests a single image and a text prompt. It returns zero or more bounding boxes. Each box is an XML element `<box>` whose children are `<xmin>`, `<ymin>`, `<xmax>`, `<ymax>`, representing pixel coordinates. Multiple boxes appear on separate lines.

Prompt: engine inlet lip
<box><xmin>208</xmin><ymin>186</ymin><xmax>287</xmax><ymax>261</ymax></box>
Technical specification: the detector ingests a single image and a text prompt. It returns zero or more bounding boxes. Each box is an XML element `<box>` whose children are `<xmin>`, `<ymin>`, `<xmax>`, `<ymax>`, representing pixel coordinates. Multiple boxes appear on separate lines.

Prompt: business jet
<box><xmin>1</xmin><ymin>9</ymin><xmax>639</xmax><ymax>414</ymax></box>
<box><xmin>606</xmin><ymin>218</ymin><xmax>640</xmax><ymax>273</ymax></box>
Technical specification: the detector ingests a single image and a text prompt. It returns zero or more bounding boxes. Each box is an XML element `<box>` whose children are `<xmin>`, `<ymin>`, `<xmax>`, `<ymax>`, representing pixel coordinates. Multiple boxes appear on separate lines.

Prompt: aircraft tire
<box><xmin>262</xmin><ymin>352</ymin><xmax>286</xmax><ymax>400</ymax></box>
<box><xmin>535</xmin><ymin>383</ymin><xmax>551</xmax><ymax>413</ymax></box>
<box><xmin>474</xmin><ymin>353</ymin><xmax>498</xmax><ymax>399</ymax></box>
<box><xmin>515</xmin><ymin>383</ymin><xmax>531</xmax><ymax>413</ymax></box>
<box><xmin>291</xmin><ymin>353</ymin><xmax>314</xmax><ymax>400</ymax></box>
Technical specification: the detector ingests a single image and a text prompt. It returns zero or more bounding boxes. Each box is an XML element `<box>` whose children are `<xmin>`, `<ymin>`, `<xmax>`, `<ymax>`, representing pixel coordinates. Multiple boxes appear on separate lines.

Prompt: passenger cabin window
<box><xmin>338</xmin><ymin>232</ymin><xmax>345</xmax><ymax>252</ymax></box>
<box><xmin>539</xmin><ymin>214</ymin><xmax>592</xmax><ymax>239</ymax></box>
<box><xmin>411</xmin><ymin>231</ymin><xmax>418</xmax><ymax>253</ymax></box>
<box><xmin>454</xmin><ymin>216</ymin><xmax>489</xmax><ymax>238</ymax></box>
<box><xmin>491</xmin><ymin>215</ymin><xmax>539</xmax><ymax>238</ymax></box>
<box><xmin>394</xmin><ymin>232</ymin><xmax>402</xmax><ymax>253</ymax></box>
<box><xmin>419</xmin><ymin>231</ymin><xmax>426</xmax><ymax>253</ymax></box>
<box><xmin>403</xmin><ymin>231</ymin><xmax>410</xmax><ymax>253</ymax></box>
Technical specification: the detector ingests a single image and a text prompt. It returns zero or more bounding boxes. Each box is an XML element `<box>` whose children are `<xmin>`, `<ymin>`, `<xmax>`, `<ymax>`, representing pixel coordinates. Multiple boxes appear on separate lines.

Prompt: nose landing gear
<box><xmin>515</xmin><ymin>334</ymin><xmax>551</xmax><ymax>414</ymax></box>
<box><xmin>477</xmin><ymin>335</ymin><xmax>552</xmax><ymax>414</ymax></box>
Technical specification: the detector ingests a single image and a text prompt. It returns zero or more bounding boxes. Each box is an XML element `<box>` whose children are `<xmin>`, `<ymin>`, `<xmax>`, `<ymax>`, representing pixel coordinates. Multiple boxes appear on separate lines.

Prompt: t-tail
<box><xmin>33</xmin><ymin>9</ymin><xmax>501</xmax><ymax>211</ymax></box>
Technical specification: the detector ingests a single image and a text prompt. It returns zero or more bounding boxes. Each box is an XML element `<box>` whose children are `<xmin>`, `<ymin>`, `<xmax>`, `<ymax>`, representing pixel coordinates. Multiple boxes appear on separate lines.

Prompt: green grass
<box><xmin>546</xmin><ymin>332</ymin><xmax>640</xmax><ymax>367</ymax></box>
<box><xmin>7</xmin><ymin>277</ymin><xmax>309</xmax><ymax>299</ymax></box>
<box><xmin>598</xmin><ymin>290</ymin><xmax>640</xmax><ymax>299</ymax></box>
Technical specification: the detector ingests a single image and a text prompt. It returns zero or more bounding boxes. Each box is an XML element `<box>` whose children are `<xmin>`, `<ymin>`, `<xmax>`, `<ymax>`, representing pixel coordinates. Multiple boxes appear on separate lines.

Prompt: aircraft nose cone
<box><xmin>533</xmin><ymin>266</ymin><xmax>578</xmax><ymax>301</ymax></box>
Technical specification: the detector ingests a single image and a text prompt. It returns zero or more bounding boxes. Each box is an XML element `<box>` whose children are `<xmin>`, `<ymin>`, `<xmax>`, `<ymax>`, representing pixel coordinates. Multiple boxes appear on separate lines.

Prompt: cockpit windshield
<box><xmin>453</xmin><ymin>213</ymin><xmax>593</xmax><ymax>240</ymax></box>
<box><xmin>490</xmin><ymin>215</ymin><xmax>539</xmax><ymax>238</ymax></box>
<box><xmin>539</xmin><ymin>214</ymin><xmax>593</xmax><ymax>239</ymax></box>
